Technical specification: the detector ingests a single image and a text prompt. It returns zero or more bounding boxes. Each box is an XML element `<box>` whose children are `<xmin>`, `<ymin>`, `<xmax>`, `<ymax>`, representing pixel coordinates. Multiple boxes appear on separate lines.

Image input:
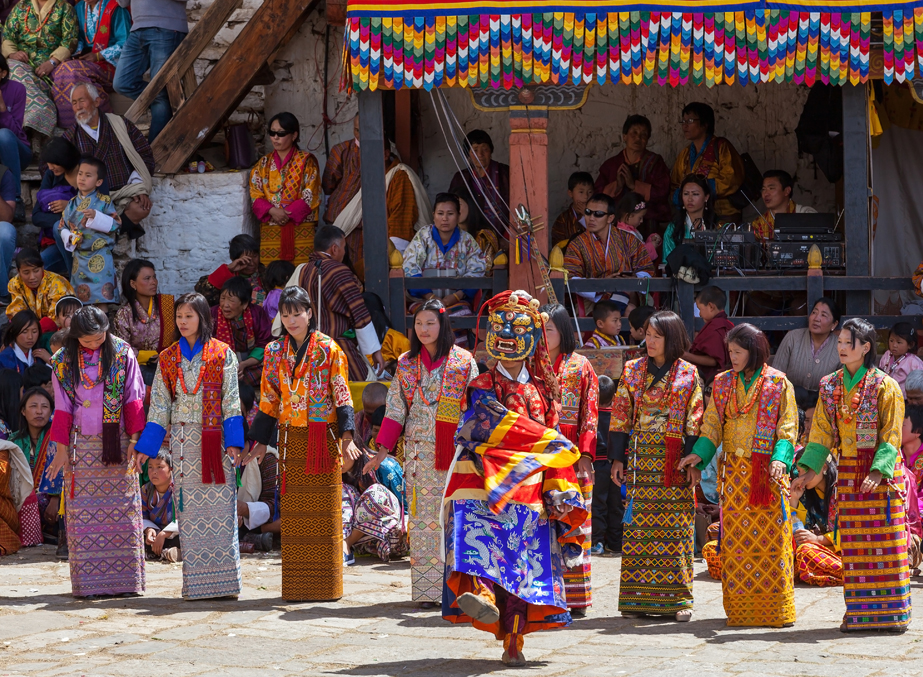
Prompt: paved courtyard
<box><xmin>0</xmin><ymin>545</ymin><xmax>921</xmax><ymax>676</ymax></box>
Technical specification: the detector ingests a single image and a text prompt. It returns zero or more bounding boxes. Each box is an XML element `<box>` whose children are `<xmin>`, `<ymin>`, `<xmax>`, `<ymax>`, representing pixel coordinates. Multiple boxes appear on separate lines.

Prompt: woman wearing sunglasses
<box><xmin>249</xmin><ymin>112</ymin><xmax>321</xmax><ymax>265</ymax></box>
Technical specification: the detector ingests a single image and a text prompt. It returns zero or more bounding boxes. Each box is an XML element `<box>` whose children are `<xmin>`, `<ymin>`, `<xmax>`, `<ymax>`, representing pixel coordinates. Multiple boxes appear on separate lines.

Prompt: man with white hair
<box><xmin>907</xmin><ymin>370</ymin><xmax>923</xmax><ymax>406</ymax></box>
<box><xmin>62</xmin><ymin>82</ymin><xmax>155</xmax><ymax>240</ymax></box>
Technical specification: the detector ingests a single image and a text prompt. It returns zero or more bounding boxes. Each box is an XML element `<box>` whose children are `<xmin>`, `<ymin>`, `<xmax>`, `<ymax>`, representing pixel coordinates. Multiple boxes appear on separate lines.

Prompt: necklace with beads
<box><xmin>78</xmin><ymin>350</ymin><xmax>103</xmax><ymax>389</ymax></box>
<box><xmin>23</xmin><ymin>1</ymin><xmax>56</xmax><ymax>34</ymax></box>
<box><xmin>834</xmin><ymin>370</ymin><xmax>866</xmax><ymax>424</ymax></box>
<box><xmin>727</xmin><ymin>367</ymin><xmax>765</xmax><ymax>418</ymax></box>
<box><xmin>282</xmin><ymin>333</ymin><xmax>315</xmax><ymax>405</ymax></box>
<box><xmin>177</xmin><ymin>355</ymin><xmax>207</xmax><ymax>396</ymax></box>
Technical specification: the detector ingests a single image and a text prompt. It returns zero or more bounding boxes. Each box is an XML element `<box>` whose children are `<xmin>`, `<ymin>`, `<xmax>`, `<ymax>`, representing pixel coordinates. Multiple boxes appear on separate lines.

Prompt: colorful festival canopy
<box><xmin>344</xmin><ymin>1</ymin><xmax>923</xmax><ymax>89</ymax></box>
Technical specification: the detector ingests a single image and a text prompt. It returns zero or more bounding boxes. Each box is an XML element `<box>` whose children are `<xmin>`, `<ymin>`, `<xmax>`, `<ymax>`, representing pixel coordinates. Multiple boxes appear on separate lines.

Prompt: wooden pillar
<box><xmin>394</xmin><ymin>90</ymin><xmax>418</xmax><ymax>172</ymax></box>
<box><xmin>508</xmin><ymin>106</ymin><xmax>548</xmax><ymax>298</ymax></box>
<box><xmin>842</xmin><ymin>84</ymin><xmax>871</xmax><ymax>314</ymax></box>
<box><xmin>358</xmin><ymin>89</ymin><xmax>392</xmax><ymax>318</ymax></box>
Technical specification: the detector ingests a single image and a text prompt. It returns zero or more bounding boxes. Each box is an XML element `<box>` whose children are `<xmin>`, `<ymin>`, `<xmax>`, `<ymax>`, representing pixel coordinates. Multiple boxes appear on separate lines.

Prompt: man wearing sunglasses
<box><xmin>563</xmin><ymin>193</ymin><xmax>655</xmax><ymax>306</ymax></box>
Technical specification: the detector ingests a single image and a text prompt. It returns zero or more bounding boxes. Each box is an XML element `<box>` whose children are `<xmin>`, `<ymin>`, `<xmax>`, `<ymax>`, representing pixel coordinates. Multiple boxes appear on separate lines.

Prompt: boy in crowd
<box><xmin>141</xmin><ymin>449</ymin><xmax>181</xmax><ymax>563</ymax></box>
<box><xmin>591</xmin><ymin>375</ymin><xmax>622</xmax><ymax>555</ymax></box>
<box><xmin>584</xmin><ymin>299</ymin><xmax>626</xmax><ymax>348</ymax></box>
<box><xmin>551</xmin><ymin>171</ymin><xmax>595</xmax><ymax>245</ymax></box>
<box><xmin>6</xmin><ymin>248</ymin><xmax>74</xmax><ymax>321</ymax></box>
<box><xmin>683</xmin><ymin>285</ymin><xmax>734</xmax><ymax>386</ymax></box>
<box><xmin>627</xmin><ymin>305</ymin><xmax>655</xmax><ymax>346</ymax></box>
<box><xmin>39</xmin><ymin>295</ymin><xmax>82</xmax><ymax>353</ymax></box>
<box><xmin>23</xmin><ymin>363</ymin><xmax>52</xmax><ymax>398</ymax></box>
<box><xmin>354</xmin><ymin>381</ymin><xmax>388</xmax><ymax>446</ymax></box>
<box><xmin>196</xmin><ymin>234</ymin><xmax>266</xmax><ymax>306</ymax></box>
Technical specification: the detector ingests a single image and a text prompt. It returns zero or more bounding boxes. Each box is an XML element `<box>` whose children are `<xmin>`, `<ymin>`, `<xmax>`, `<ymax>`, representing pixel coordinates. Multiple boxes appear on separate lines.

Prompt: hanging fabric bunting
<box><xmin>345</xmin><ymin>5</ymin><xmax>923</xmax><ymax>90</ymax></box>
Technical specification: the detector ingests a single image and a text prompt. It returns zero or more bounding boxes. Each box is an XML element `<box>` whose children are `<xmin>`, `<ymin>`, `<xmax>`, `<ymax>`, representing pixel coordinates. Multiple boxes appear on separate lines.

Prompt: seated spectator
<box><xmin>294</xmin><ymin>225</ymin><xmax>385</xmax><ymax>380</ymax></box>
<box><xmin>563</xmin><ymin>193</ymin><xmax>655</xmax><ymax>304</ymax></box>
<box><xmin>663</xmin><ymin>174</ymin><xmax>716</xmax><ymax>262</ymax></box>
<box><xmin>0</xmin><ymin>436</ymin><xmax>32</xmax><ymax>556</ymax></box>
<box><xmin>10</xmin><ymin>387</ymin><xmax>60</xmax><ymax>546</ymax></box>
<box><xmin>551</xmin><ymin>171</ymin><xmax>594</xmax><ymax>245</ymax></box>
<box><xmin>341</xmin><ymin>441</ymin><xmax>408</xmax><ymax>564</ymax></box>
<box><xmin>683</xmin><ymin>285</ymin><xmax>734</xmax><ymax>386</ymax></box>
<box><xmin>879</xmin><ymin>321</ymin><xmax>923</xmax><ymax>396</ymax></box>
<box><xmin>448</xmin><ymin>129</ymin><xmax>510</xmax><ymax>236</ymax></box>
<box><xmin>0</xmin><ymin>56</ymin><xmax>31</xmax><ymax>220</ymax></box>
<box><xmin>904</xmin><ymin>405</ymin><xmax>923</xmax><ymax>513</ymax></box>
<box><xmin>402</xmin><ymin>193</ymin><xmax>487</xmax><ymax>331</ymax></box>
<box><xmin>908</xmin><ymin>370</ymin><xmax>923</xmax><ymax>407</ymax></box>
<box><xmin>52</xmin><ymin>0</ymin><xmax>130</xmax><ymax>129</ymax></box>
<box><xmin>59</xmin><ymin>155</ymin><xmax>121</xmax><ymax>309</ymax></box>
<box><xmin>262</xmin><ymin>260</ymin><xmax>295</xmax><ymax>320</ymax></box>
<box><xmin>596</xmin><ymin>114</ymin><xmax>672</xmax><ymax>231</ymax></box>
<box><xmin>0</xmin><ymin>143</ymin><xmax>19</xmax><ymax>305</ymax></box>
<box><xmin>790</xmin><ymin>453</ymin><xmax>842</xmax><ymax>586</ymax></box>
<box><xmin>49</xmin><ymin>329</ymin><xmax>67</xmax><ymax>355</ymax></box>
<box><xmin>7</xmin><ymin>248</ymin><xmax>74</xmax><ymax>322</ymax></box>
<box><xmin>751</xmin><ymin>170</ymin><xmax>817</xmax><ymax>240</ymax></box>
<box><xmin>584</xmin><ymin>300</ymin><xmax>625</xmax><ymax>348</ymax></box>
<box><xmin>627</xmin><ymin>305</ymin><xmax>655</xmax><ymax>346</ymax></box>
<box><xmin>362</xmin><ymin>292</ymin><xmax>409</xmax><ymax>374</ymax></box>
<box><xmin>38</xmin><ymin>295</ymin><xmax>81</xmax><ymax>353</ymax></box>
<box><xmin>1</xmin><ymin>0</ymin><xmax>76</xmax><ymax>139</ymax></box>
<box><xmin>0</xmin><ymin>369</ymin><xmax>21</xmax><ymax>439</ymax></box>
<box><xmin>0</xmin><ymin>311</ymin><xmax>51</xmax><ymax>373</ymax></box>
<box><xmin>112</xmin><ymin>259</ymin><xmax>175</xmax><ymax>383</ymax></box>
<box><xmin>112</xmin><ymin>0</ymin><xmax>188</xmax><ymax>141</ymax></box>
<box><xmin>354</xmin><ymin>381</ymin><xmax>388</xmax><ymax>446</ymax></box>
<box><xmin>141</xmin><ymin>448</ymin><xmax>180</xmax><ymax>563</ymax></box>
<box><xmin>211</xmin><ymin>276</ymin><xmax>271</xmax><ymax>388</ymax></box>
<box><xmin>368</xmin><ymin>404</ymin><xmax>403</xmax><ymax>465</ymax></box>
<box><xmin>22</xmin><ymin>363</ymin><xmax>52</xmax><ymax>396</ymax></box>
<box><xmin>613</xmin><ymin>191</ymin><xmax>660</xmax><ymax>263</ymax></box>
<box><xmin>771</xmin><ymin>297</ymin><xmax>841</xmax><ymax>392</ymax></box>
<box><xmin>238</xmin><ymin>386</ymin><xmax>278</xmax><ymax>553</ymax></box>
<box><xmin>249</xmin><ymin>112</ymin><xmax>321</xmax><ymax>265</ymax></box>
<box><xmin>63</xmin><ymin>82</ymin><xmax>154</xmax><ymax>239</ymax></box>
<box><xmin>671</xmin><ymin>102</ymin><xmax>744</xmax><ymax>224</ymax></box>
<box><xmin>453</xmin><ymin>185</ymin><xmax>498</xmax><ymax>271</ymax></box>
<box><xmin>36</xmin><ymin>138</ymin><xmax>80</xmax><ymax>275</ymax></box>
<box><xmin>591</xmin><ymin>374</ymin><xmax>621</xmax><ymax>555</ymax></box>
<box><xmin>195</xmin><ymin>234</ymin><xmax>266</xmax><ymax>307</ymax></box>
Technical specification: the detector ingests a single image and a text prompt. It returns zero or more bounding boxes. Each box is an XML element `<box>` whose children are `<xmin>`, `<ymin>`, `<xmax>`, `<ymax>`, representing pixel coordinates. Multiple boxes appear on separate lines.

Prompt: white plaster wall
<box><xmin>418</xmin><ymin>82</ymin><xmax>837</xmax><ymax>222</ymax></box>
<box><xmin>132</xmin><ymin>171</ymin><xmax>256</xmax><ymax>295</ymax></box>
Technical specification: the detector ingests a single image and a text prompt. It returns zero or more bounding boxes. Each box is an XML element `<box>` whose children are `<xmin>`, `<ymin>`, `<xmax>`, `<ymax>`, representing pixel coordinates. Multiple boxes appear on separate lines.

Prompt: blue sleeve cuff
<box><xmin>135</xmin><ymin>422</ymin><xmax>167</xmax><ymax>457</ymax></box>
<box><xmin>223</xmin><ymin>415</ymin><xmax>245</xmax><ymax>449</ymax></box>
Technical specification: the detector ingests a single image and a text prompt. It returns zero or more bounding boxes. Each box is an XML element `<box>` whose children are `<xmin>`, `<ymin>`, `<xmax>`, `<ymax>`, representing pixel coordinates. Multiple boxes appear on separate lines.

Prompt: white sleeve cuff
<box><xmin>61</xmin><ymin>228</ymin><xmax>76</xmax><ymax>252</ymax></box>
<box><xmin>243</xmin><ymin>501</ymin><xmax>270</xmax><ymax>530</ymax></box>
<box><xmin>86</xmin><ymin>211</ymin><xmax>116</xmax><ymax>233</ymax></box>
<box><xmin>355</xmin><ymin>321</ymin><xmax>382</xmax><ymax>357</ymax></box>
<box><xmin>575</xmin><ymin>291</ymin><xmax>601</xmax><ymax>302</ymax></box>
<box><xmin>127</xmin><ymin>170</ymin><xmax>143</xmax><ymax>186</ymax></box>
<box><xmin>142</xmin><ymin>519</ymin><xmax>160</xmax><ymax>532</ymax></box>
<box><xmin>161</xmin><ymin>520</ymin><xmax>178</xmax><ymax>535</ymax></box>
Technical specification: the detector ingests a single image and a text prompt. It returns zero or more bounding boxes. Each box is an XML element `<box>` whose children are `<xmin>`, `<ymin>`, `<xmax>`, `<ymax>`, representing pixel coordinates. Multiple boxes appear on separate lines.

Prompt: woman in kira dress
<box><xmin>679</xmin><ymin>323</ymin><xmax>799</xmax><ymax>628</ymax></box>
<box><xmin>135</xmin><ymin>292</ymin><xmax>245</xmax><ymax>601</ymax></box>
<box><xmin>609</xmin><ymin>310</ymin><xmax>704</xmax><ymax>622</ymax></box>
<box><xmin>46</xmin><ymin>306</ymin><xmax>146</xmax><ymax>597</ymax></box>
<box><xmin>541</xmin><ymin>303</ymin><xmax>599</xmax><ymax>616</ymax></box>
<box><xmin>112</xmin><ymin>259</ymin><xmax>175</xmax><ymax>385</ymax></box>
<box><xmin>248</xmin><ymin>286</ymin><xmax>355</xmax><ymax>602</ymax></box>
<box><xmin>371</xmin><ymin>298</ymin><xmax>478</xmax><ymax>607</ymax></box>
<box><xmin>792</xmin><ymin>318</ymin><xmax>912</xmax><ymax>634</ymax></box>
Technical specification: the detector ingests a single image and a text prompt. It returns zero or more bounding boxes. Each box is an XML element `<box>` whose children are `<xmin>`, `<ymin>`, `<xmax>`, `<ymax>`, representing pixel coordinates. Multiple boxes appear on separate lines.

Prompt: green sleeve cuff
<box><xmin>692</xmin><ymin>437</ymin><xmax>718</xmax><ymax>470</ymax></box>
<box><xmin>871</xmin><ymin>442</ymin><xmax>898</xmax><ymax>480</ymax></box>
<box><xmin>799</xmin><ymin>442</ymin><xmax>831</xmax><ymax>475</ymax></box>
<box><xmin>770</xmin><ymin>439</ymin><xmax>795</xmax><ymax>472</ymax></box>
<box><xmin>249</xmin><ymin>348</ymin><xmax>264</xmax><ymax>362</ymax></box>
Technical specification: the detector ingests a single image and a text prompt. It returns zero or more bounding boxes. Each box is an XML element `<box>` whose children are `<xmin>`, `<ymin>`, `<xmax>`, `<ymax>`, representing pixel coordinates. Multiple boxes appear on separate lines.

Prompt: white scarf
<box><xmin>13</xmin><ymin>344</ymin><xmax>34</xmax><ymax>367</ymax></box>
<box><xmin>333</xmin><ymin>163</ymin><xmax>432</xmax><ymax>237</ymax></box>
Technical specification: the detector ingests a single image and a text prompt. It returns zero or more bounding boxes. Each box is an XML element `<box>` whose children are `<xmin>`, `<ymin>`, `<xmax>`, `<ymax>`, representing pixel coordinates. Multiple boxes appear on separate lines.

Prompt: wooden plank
<box><xmin>124</xmin><ymin>0</ymin><xmax>243</xmax><ymax>123</ymax></box>
<box><xmin>358</xmin><ymin>89</ymin><xmax>391</xmax><ymax>320</ymax></box>
<box><xmin>153</xmin><ymin>0</ymin><xmax>321</xmax><ymax>172</ymax></box>
<box><xmin>842</xmin><ymin>84</ymin><xmax>871</xmax><ymax>314</ymax></box>
<box><xmin>165</xmin><ymin>76</ymin><xmax>185</xmax><ymax>110</ymax></box>
<box><xmin>181</xmin><ymin>68</ymin><xmax>198</xmax><ymax>98</ymax></box>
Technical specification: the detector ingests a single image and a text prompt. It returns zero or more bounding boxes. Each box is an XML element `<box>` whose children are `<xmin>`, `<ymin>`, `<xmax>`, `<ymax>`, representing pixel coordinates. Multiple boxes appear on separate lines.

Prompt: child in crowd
<box><xmin>584</xmin><ymin>299</ymin><xmax>625</xmax><ymax>348</ymax></box>
<box><xmin>683</xmin><ymin>285</ymin><xmax>734</xmax><ymax>386</ymax></box>
<box><xmin>0</xmin><ymin>310</ymin><xmax>51</xmax><ymax>373</ymax></box>
<box><xmin>880</xmin><ymin>322</ymin><xmax>923</xmax><ymax>396</ymax></box>
<box><xmin>901</xmin><ymin>406</ymin><xmax>923</xmax><ymax>573</ymax></box>
<box><xmin>627</xmin><ymin>305</ymin><xmax>655</xmax><ymax>346</ymax></box>
<box><xmin>237</xmin><ymin>380</ymin><xmax>278</xmax><ymax>553</ymax></box>
<box><xmin>551</xmin><ymin>171</ymin><xmax>594</xmax><ymax>245</ymax></box>
<box><xmin>354</xmin><ymin>381</ymin><xmax>388</xmax><ymax>446</ymax></box>
<box><xmin>195</xmin><ymin>234</ymin><xmax>266</xmax><ymax>306</ymax></box>
<box><xmin>614</xmin><ymin>191</ymin><xmax>661</xmax><ymax>262</ymax></box>
<box><xmin>38</xmin><ymin>295</ymin><xmax>82</xmax><ymax>353</ymax></box>
<box><xmin>6</xmin><ymin>248</ymin><xmax>74</xmax><ymax>321</ymax></box>
<box><xmin>59</xmin><ymin>157</ymin><xmax>121</xmax><ymax>310</ymax></box>
<box><xmin>141</xmin><ymin>449</ymin><xmax>181</xmax><ymax>563</ymax></box>
<box><xmin>591</xmin><ymin>375</ymin><xmax>622</xmax><ymax>555</ymax></box>
<box><xmin>261</xmin><ymin>260</ymin><xmax>295</xmax><ymax>320</ymax></box>
<box><xmin>22</xmin><ymin>363</ymin><xmax>52</xmax><ymax>398</ymax></box>
<box><xmin>903</xmin><ymin>405</ymin><xmax>923</xmax><ymax>519</ymax></box>
<box><xmin>48</xmin><ymin>329</ymin><xmax>67</xmax><ymax>356</ymax></box>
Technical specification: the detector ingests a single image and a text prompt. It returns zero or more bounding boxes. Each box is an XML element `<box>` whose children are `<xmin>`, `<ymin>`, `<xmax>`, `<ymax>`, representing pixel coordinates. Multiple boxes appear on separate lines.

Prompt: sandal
<box><xmin>457</xmin><ymin>592</ymin><xmax>500</xmax><ymax>625</ymax></box>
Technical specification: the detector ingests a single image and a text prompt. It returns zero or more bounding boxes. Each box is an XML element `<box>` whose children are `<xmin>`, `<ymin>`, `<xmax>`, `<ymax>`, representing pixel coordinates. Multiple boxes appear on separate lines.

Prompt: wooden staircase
<box><xmin>126</xmin><ymin>0</ymin><xmax>322</xmax><ymax>174</ymax></box>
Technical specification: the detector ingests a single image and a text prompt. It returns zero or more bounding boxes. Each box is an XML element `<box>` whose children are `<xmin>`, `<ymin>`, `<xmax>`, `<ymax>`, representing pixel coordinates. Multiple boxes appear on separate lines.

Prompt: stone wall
<box><xmin>133</xmin><ymin>171</ymin><xmax>256</xmax><ymax>295</ymax></box>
